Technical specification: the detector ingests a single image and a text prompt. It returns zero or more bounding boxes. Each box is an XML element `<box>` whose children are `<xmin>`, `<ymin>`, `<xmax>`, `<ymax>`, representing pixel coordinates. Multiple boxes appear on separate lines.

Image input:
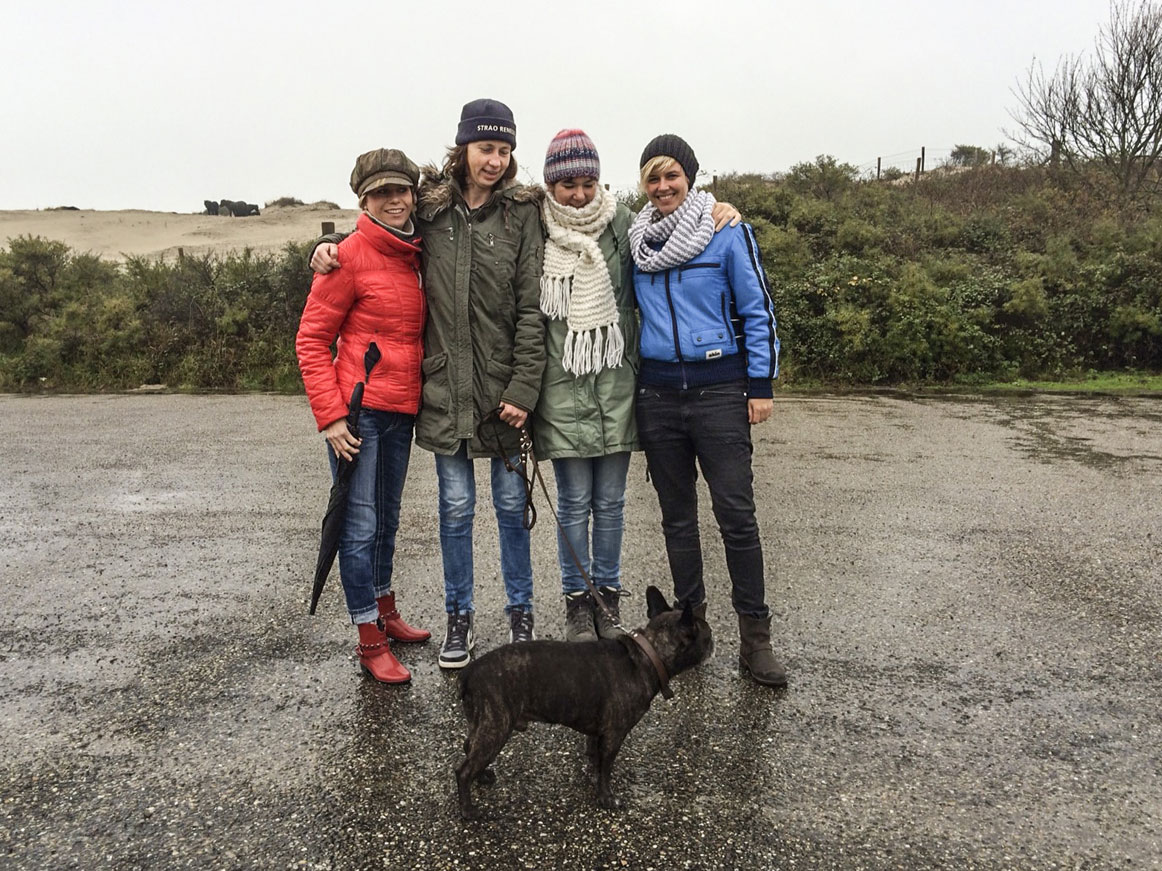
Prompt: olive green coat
<box><xmin>413</xmin><ymin>169</ymin><xmax>545</xmax><ymax>458</ymax></box>
<box><xmin>532</xmin><ymin>202</ymin><xmax>640</xmax><ymax>459</ymax></box>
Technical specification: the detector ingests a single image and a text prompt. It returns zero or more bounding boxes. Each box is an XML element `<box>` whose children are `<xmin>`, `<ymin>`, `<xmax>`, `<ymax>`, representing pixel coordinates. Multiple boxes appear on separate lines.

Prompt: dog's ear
<box><xmin>680</xmin><ymin>601</ymin><xmax>695</xmax><ymax>627</ymax></box>
<box><xmin>646</xmin><ymin>585</ymin><xmax>671</xmax><ymax>618</ymax></box>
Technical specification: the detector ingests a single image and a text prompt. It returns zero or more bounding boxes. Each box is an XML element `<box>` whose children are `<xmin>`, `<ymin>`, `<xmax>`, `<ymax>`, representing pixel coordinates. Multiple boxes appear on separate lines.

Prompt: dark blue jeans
<box><xmin>327</xmin><ymin>409</ymin><xmax>414</xmax><ymax>624</ymax></box>
<box><xmin>635</xmin><ymin>380</ymin><xmax>769</xmax><ymax>618</ymax></box>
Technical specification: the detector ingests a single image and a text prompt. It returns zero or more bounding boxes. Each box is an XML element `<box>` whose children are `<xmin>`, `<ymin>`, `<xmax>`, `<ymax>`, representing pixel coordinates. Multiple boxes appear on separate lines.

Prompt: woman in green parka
<box><xmin>535</xmin><ymin>129</ymin><xmax>738</xmax><ymax>642</ymax></box>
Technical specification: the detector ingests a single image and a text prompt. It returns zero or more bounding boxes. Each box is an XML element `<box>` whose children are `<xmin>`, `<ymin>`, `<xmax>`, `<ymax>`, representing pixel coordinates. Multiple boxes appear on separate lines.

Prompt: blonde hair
<box><xmin>639</xmin><ymin>156</ymin><xmax>679</xmax><ymax>192</ymax></box>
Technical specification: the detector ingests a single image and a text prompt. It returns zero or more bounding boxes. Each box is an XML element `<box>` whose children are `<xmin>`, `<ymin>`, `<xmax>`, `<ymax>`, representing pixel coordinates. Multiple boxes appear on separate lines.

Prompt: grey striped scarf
<box><xmin>628</xmin><ymin>190</ymin><xmax>717</xmax><ymax>273</ymax></box>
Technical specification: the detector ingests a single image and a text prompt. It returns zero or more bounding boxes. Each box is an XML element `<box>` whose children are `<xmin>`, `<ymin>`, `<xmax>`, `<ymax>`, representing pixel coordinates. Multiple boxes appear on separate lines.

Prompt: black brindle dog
<box><xmin>456</xmin><ymin>585</ymin><xmax>713</xmax><ymax>819</ymax></box>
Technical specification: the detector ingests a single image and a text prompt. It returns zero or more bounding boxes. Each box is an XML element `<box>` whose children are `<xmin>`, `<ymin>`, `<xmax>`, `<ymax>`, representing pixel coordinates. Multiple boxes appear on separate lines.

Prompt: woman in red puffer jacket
<box><xmin>295</xmin><ymin>147</ymin><xmax>429</xmax><ymax>685</ymax></box>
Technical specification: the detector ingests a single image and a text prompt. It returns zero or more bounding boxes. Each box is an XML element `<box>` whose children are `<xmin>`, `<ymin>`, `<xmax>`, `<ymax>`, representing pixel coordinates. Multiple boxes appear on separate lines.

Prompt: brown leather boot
<box><xmin>738</xmin><ymin>614</ymin><xmax>787</xmax><ymax>688</ymax></box>
<box><xmin>376</xmin><ymin>592</ymin><xmax>430</xmax><ymax>643</ymax></box>
<box><xmin>356</xmin><ymin>620</ymin><xmax>411</xmax><ymax>684</ymax></box>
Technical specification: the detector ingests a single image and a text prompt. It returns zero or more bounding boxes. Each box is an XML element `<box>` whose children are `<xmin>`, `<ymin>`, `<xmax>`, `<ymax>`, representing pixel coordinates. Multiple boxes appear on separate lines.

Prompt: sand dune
<box><xmin>0</xmin><ymin>205</ymin><xmax>360</xmax><ymax>262</ymax></box>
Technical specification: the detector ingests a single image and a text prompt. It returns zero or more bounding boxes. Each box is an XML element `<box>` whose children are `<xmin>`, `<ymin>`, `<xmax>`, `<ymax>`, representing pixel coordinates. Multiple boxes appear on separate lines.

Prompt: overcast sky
<box><xmin>1</xmin><ymin>0</ymin><xmax>1115</xmax><ymax>212</ymax></box>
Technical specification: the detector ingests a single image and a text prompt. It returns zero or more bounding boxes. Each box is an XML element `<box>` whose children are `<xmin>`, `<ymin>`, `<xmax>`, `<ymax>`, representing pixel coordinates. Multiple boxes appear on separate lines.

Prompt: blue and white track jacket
<box><xmin>633</xmin><ymin>223</ymin><xmax>779</xmax><ymax>398</ymax></box>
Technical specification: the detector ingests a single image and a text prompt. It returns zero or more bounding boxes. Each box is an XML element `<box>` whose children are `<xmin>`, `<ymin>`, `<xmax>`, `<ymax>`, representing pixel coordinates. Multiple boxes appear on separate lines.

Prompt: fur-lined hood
<box><xmin>417</xmin><ymin>163</ymin><xmax>543</xmax><ymax>221</ymax></box>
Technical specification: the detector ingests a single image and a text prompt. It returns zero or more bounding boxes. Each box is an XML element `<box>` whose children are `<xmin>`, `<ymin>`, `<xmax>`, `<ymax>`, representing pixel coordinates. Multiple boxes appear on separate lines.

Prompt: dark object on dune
<box><xmin>218</xmin><ymin>199</ymin><xmax>260</xmax><ymax>217</ymax></box>
<box><xmin>204</xmin><ymin>200</ymin><xmax>220</xmax><ymax>215</ymax></box>
<box><xmin>309</xmin><ymin>342</ymin><xmax>382</xmax><ymax>615</ymax></box>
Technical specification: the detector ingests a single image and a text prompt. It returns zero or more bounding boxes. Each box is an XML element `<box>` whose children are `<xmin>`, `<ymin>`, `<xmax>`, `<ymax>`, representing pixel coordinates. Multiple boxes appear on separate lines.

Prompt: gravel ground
<box><xmin>1</xmin><ymin>393</ymin><xmax>1159</xmax><ymax>870</ymax></box>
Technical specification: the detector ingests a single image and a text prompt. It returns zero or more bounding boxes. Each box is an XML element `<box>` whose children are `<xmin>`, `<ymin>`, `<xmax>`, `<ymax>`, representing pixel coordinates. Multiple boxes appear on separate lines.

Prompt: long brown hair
<box><xmin>440</xmin><ymin>144</ymin><xmax>519</xmax><ymax>188</ymax></box>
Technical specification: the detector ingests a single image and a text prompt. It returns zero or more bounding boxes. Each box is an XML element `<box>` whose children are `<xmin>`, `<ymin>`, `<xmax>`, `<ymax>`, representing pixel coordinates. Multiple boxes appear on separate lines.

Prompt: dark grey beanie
<box><xmin>640</xmin><ymin>134</ymin><xmax>699</xmax><ymax>186</ymax></box>
<box><xmin>455</xmin><ymin>98</ymin><xmax>517</xmax><ymax>148</ymax></box>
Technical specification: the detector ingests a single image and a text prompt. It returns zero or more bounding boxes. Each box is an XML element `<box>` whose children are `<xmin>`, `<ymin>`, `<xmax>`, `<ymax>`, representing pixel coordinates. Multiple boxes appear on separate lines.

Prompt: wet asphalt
<box><xmin>0</xmin><ymin>393</ymin><xmax>1159</xmax><ymax>870</ymax></box>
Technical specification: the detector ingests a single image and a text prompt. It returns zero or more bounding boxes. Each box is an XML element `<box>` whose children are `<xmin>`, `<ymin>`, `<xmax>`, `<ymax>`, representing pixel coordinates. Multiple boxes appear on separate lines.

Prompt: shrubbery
<box><xmin>2</xmin><ymin>160</ymin><xmax>1160</xmax><ymax>392</ymax></box>
<box><xmin>0</xmin><ymin>239</ymin><xmax>313</xmax><ymax>391</ymax></box>
<box><xmin>713</xmin><ymin>159</ymin><xmax>1162</xmax><ymax>383</ymax></box>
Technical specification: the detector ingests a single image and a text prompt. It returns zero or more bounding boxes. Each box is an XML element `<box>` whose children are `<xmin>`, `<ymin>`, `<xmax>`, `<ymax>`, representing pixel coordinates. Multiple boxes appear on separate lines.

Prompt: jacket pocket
<box><xmin>687</xmin><ymin>321</ymin><xmax>735</xmax><ymax>361</ymax></box>
<box><xmin>677</xmin><ymin>262</ymin><xmax>720</xmax><ymax>277</ymax></box>
<box><xmin>420</xmin><ymin>353</ymin><xmax>449</xmax><ymax>412</ymax></box>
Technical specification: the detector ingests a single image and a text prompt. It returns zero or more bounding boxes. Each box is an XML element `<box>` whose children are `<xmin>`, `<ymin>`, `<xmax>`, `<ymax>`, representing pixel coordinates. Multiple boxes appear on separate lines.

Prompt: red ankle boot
<box><xmin>377</xmin><ymin>592</ymin><xmax>431</xmax><ymax>643</ymax></box>
<box><xmin>356</xmin><ymin>621</ymin><xmax>411</xmax><ymax>684</ymax></box>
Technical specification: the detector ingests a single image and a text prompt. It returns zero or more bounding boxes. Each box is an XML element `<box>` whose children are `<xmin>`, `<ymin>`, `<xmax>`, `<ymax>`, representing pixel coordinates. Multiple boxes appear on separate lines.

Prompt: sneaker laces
<box><xmin>445</xmin><ymin>612</ymin><xmax>471</xmax><ymax>648</ymax></box>
<box><xmin>509</xmin><ymin>609</ymin><xmax>534</xmax><ymax>642</ymax></box>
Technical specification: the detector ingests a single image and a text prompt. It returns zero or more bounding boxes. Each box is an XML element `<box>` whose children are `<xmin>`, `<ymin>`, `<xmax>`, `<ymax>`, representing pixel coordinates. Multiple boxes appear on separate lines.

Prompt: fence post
<box><xmin>322</xmin><ymin>221</ymin><xmax>335</xmax><ymax>235</ymax></box>
<box><xmin>876</xmin><ymin>157</ymin><xmax>881</xmax><ymax>181</ymax></box>
<box><xmin>921</xmin><ymin>146</ymin><xmax>926</xmax><ymax>173</ymax></box>
<box><xmin>914</xmin><ymin>157</ymin><xmax>921</xmax><ymax>183</ymax></box>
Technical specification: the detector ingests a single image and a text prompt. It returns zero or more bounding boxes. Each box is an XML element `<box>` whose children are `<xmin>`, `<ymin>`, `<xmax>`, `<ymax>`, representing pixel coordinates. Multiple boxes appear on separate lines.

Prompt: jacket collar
<box><xmin>356</xmin><ymin>212</ymin><xmax>422</xmax><ymax>257</ymax></box>
<box><xmin>416</xmin><ymin>164</ymin><xmax>542</xmax><ymax>222</ymax></box>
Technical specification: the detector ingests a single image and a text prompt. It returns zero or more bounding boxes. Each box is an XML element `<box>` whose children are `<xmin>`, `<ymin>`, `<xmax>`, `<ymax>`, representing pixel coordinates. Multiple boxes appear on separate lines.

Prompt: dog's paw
<box><xmin>596</xmin><ymin>793</ymin><xmax>625</xmax><ymax>810</ymax></box>
<box><xmin>475</xmin><ymin>767</ymin><xmax>497</xmax><ymax>786</ymax></box>
<box><xmin>459</xmin><ymin>802</ymin><xmax>484</xmax><ymax>821</ymax></box>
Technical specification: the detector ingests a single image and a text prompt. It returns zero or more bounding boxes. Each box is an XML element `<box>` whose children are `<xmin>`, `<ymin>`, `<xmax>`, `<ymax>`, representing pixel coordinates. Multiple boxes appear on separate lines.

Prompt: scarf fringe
<box><xmin>562</xmin><ymin>324</ymin><xmax>625</xmax><ymax>376</ymax></box>
<box><xmin>539</xmin><ymin>274</ymin><xmax>572</xmax><ymax>319</ymax></box>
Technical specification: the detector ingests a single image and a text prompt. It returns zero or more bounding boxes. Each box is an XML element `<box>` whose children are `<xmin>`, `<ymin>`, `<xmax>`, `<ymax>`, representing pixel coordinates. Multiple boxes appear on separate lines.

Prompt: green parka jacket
<box><xmin>413</xmin><ymin>168</ymin><xmax>545</xmax><ymax>458</ymax></box>
<box><xmin>532</xmin><ymin>201</ymin><xmax>640</xmax><ymax>459</ymax></box>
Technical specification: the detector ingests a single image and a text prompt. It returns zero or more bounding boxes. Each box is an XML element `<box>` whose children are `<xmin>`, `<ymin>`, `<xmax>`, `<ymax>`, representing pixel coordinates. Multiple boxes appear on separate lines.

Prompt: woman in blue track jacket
<box><xmin>629</xmin><ymin>133</ymin><xmax>786</xmax><ymax>687</ymax></box>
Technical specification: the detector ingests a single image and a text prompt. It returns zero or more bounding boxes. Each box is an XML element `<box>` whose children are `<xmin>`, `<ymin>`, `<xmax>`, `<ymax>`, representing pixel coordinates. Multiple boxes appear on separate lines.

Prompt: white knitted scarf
<box><xmin>628</xmin><ymin>190</ymin><xmax>717</xmax><ymax>273</ymax></box>
<box><xmin>539</xmin><ymin>185</ymin><xmax>622</xmax><ymax>375</ymax></box>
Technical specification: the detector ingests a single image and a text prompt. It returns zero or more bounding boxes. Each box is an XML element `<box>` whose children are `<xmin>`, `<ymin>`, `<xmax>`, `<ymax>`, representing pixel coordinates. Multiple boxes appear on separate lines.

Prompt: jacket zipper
<box><xmin>677</xmin><ymin>262</ymin><xmax>719</xmax><ymax>274</ymax></box>
<box><xmin>663</xmin><ymin>270</ymin><xmax>687</xmax><ymax>389</ymax></box>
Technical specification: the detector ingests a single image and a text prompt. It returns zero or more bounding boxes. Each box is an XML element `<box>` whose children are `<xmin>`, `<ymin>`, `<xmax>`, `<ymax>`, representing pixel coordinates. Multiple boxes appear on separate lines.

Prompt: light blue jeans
<box><xmin>551</xmin><ymin>452</ymin><xmax>631</xmax><ymax>595</ymax></box>
<box><xmin>434</xmin><ymin>441</ymin><xmax>533</xmax><ymax>614</ymax></box>
<box><xmin>327</xmin><ymin>409</ymin><xmax>414</xmax><ymax>625</ymax></box>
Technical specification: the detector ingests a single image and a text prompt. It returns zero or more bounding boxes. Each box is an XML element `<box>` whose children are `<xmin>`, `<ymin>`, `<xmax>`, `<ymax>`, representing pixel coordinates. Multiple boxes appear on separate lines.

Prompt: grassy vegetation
<box><xmin>2</xmin><ymin>162</ymin><xmax>1160</xmax><ymax>393</ymax></box>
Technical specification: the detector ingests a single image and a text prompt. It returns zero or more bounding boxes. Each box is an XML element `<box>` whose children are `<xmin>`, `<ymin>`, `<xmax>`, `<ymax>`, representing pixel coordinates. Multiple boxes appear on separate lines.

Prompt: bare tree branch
<box><xmin>1009</xmin><ymin>0</ymin><xmax>1162</xmax><ymax>199</ymax></box>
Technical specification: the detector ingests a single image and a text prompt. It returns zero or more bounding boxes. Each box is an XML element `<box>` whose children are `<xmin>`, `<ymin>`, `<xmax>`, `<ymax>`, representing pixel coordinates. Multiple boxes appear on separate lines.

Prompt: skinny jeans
<box><xmin>634</xmin><ymin>380</ymin><xmax>769</xmax><ymax>618</ymax></box>
<box><xmin>327</xmin><ymin>409</ymin><xmax>414</xmax><ymax>625</ymax></box>
<box><xmin>551</xmin><ymin>452</ymin><xmax>631</xmax><ymax>595</ymax></box>
<box><xmin>434</xmin><ymin>441</ymin><xmax>533</xmax><ymax>615</ymax></box>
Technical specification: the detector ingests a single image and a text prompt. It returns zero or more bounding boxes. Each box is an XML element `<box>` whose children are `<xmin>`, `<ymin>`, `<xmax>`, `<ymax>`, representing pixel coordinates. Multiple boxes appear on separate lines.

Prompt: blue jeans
<box><xmin>551</xmin><ymin>453</ymin><xmax>631</xmax><ymax>594</ymax></box>
<box><xmin>327</xmin><ymin>409</ymin><xmax>414</xmax><ymax>625</ymax></box>
<box><xmin>635</xmin><ymin>380</ymin><xmax>769</xmax><ymax>618</ymax></box>
<box><xmin>434</xmin><ymin>441</ymin><xmax>533</xmax><ymax>614</ymax></box>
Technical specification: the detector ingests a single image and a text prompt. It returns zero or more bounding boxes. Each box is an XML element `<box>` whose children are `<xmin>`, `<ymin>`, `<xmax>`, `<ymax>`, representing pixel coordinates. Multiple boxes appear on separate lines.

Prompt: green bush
<box><xmin>0</xmin><ymin>237</ymin><xmax>314</xmax><ymax>392</ymax></box>
<box><xmin>4</xmin><ymin>160</ymin><xmax>1161</xmax><ymax>392</ymax></box>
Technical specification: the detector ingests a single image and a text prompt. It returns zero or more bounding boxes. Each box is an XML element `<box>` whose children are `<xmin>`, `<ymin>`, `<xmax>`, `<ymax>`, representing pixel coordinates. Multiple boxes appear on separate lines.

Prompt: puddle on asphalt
<box><xmin>919</xmin><ymin>395</ymin><xmax>1162</xmax><ymax>471</ymax></box>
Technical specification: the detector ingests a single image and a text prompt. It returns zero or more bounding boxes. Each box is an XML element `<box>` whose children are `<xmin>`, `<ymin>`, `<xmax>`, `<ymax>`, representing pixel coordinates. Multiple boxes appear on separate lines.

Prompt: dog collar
<box><xmin>630</xmin><ymin>630</ymin><xmax>674</xmax><ymax>700</ymax></box>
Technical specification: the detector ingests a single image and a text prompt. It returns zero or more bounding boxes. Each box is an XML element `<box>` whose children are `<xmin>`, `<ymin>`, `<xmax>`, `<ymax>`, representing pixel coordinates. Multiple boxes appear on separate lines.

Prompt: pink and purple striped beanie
<box><xmin>543</xmin><ymin>129</ymin><xmax>601</xmax><ymax>184</ymax></box>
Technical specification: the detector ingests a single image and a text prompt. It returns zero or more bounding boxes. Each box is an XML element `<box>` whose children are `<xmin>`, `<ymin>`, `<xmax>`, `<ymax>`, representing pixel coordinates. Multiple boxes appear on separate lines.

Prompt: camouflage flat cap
<box><xmin>350</xmin><ymin>148</ymin><xmax>420</xmax><ymax>197</ymax></box>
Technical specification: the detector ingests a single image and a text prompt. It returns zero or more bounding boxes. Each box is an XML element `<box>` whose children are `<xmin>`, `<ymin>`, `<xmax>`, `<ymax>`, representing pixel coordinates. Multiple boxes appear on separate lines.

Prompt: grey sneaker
<box><xmin>508</xmin><ymin>608</ymin><xmax>535</xmax><ymax>643</ymax></box>
<box><xmin>563</xmin><ymin>591</ymin><xmax>597</xmax><ymax>642</ymax></box>
<box><xmin>439</xmin><ymin>611</ymin><xmax>474</xmax><ymax>669</ymax></box>
<box><xmin>594</xmin><ymin>586</ymin><xmax>627</xmax><ymax>639</ymax></box>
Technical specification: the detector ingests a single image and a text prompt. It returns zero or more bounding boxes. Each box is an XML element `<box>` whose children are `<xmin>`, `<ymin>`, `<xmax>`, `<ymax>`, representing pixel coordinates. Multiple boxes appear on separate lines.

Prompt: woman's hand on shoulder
<box><xmin>311</xmin><ymin>243</ymin><xmax>341</xmax><ymax>275</ymax></box>
<box><xmin>711</xmin><ymin>201</ymin><xmax>742</xmax><ymax>232</ymax></box>
<box><xmin>748</xmin><ymin>398</ymin><xmax>773</xmax><ymax>425</ymax></box>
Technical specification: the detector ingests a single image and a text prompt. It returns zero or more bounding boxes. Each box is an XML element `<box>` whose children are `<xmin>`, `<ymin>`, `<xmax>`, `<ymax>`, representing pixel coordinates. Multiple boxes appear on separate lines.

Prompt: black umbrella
<box><xmin>309</xmin><ymin>342</ymin><xmax>381</xmax><ymax>615</ymax></box>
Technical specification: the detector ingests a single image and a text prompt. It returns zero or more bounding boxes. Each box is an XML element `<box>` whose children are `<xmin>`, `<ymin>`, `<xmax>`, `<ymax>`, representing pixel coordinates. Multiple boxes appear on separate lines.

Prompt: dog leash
<box><xmin>477</xmin><ymin>409</ymin><xmax>674</xmax><ymax>699</ymax></box>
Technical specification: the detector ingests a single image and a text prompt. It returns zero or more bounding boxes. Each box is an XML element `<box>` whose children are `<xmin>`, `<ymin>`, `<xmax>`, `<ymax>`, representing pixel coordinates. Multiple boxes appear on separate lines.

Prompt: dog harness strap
<box><xmin>630</xmin><ymin>630</ymin><xmax>674</xmax><ymax>700</ymax></box>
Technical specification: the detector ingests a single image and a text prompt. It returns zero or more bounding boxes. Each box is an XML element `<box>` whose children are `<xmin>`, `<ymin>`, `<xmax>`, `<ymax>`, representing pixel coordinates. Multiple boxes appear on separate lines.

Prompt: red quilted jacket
<box><xmin>296</xmin><ymin>213</ymin><xmax>426</xmax><ymax>430</ymax></box>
